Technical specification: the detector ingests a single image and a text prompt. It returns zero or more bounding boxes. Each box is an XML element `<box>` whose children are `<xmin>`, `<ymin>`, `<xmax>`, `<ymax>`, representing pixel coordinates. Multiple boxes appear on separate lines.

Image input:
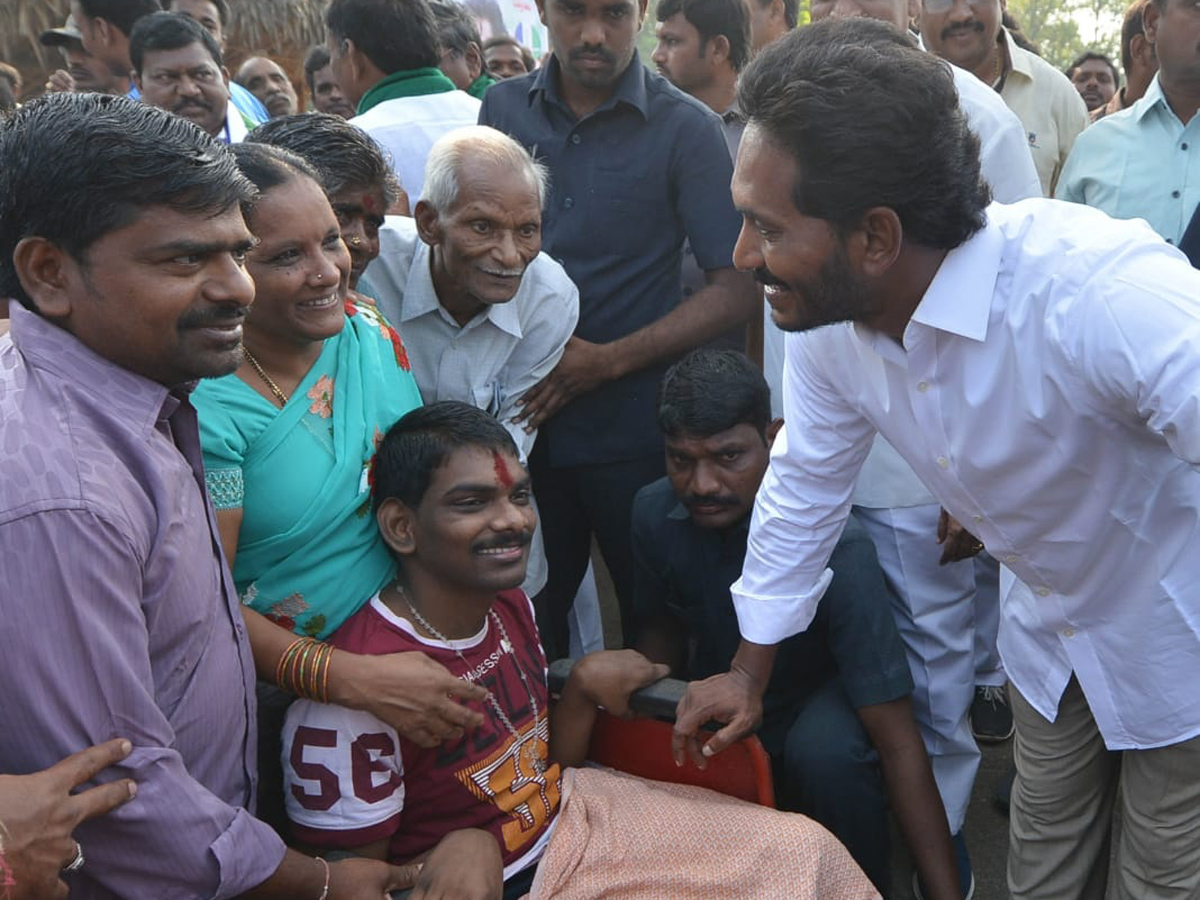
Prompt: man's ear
<box><xmin>765</xmin><ymin>417</ymin><xmax>784</xmax><ymax>448</ymax></box>
<box><xmin>414</xmin><ymin>200</ymin><xmax>442</xmax><ymax>247</ymax></box>
<box><xmin>12</xmin><ymin>237</ymin><xmax>78</xmax><ymax>321</ymax></box>
<box><xmin>1141</xmin><ymin>4</ymin><xmax>1160</xmax><ymax>47</ymax></box>
<box><xmin>708</xmin><ymin>34</ymin><xmax>731</xmax><ymax>65</ymax></box>
<box><xmin>770</xmin><ymin>0</ymin><xmax>786</xmax><ymax>24</ymax></box>
<box><xmin>466</xmin><ymin>42</ymin><xmax>484</xmax><ymax>81</ymax></box>
<box><xmin>376</xmin><ymin>497</ymin><xmax>417</xmax><ymax>558</ymax></box>
<box><xmin>852</xmin><ymin>206</ymin><xmax>903</xmax><ymax>279</ymax></box>
<box><xmin>536</xmin><ymin>0</ymin><xmax>549</xmax><ymax>27</ymax></box>
<box><xmin>220</xmin><ymin>66</ymin><xmax>231</xmax><ymax>96</ymax></box>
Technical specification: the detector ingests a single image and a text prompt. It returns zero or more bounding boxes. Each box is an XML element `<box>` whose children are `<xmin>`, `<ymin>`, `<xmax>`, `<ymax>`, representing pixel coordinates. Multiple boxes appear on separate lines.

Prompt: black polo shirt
<box><xmin>479</xmin><ymin>57</ymin><xmax>742</xmax><ymax>468</ymax></box>
<box><xmin>631</xmin><ymin>477</ymin><xmax>913</xmax><ymax>720</ymax></box>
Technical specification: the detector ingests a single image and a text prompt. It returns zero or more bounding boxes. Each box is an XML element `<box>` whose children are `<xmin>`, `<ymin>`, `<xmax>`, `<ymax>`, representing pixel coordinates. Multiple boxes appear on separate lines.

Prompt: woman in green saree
<box><xmin>193</xmin><ymin>145</ymin><xmax>486</xmax><ymax>828</ymax></box>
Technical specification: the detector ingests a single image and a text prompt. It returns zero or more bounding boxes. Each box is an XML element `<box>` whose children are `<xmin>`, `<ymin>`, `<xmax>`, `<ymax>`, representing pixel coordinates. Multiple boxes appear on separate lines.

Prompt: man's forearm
<box><xmin>606</xmin><ymin>268</ymin><xmax>756</xmax><ymax>380</ymax></box>
<box><xmin>729</xmin><ymin>639</ymin><xmax>778</xmax><ymax>692</ymax></box>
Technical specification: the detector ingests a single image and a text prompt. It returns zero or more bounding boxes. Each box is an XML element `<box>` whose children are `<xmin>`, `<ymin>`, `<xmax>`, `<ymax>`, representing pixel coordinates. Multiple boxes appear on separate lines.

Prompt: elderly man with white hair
<box><xmin>366</xmin><ymin>125</ymin><xmax>580</xmax><ymax>594</ymax></box>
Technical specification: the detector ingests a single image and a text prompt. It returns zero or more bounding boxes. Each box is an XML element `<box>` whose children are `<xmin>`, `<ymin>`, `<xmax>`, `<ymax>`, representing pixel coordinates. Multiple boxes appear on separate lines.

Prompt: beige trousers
<box><xmin>1008</xmin><ymin>676</ymin><xmax>1200</xmax><ymax>900</ymax></box>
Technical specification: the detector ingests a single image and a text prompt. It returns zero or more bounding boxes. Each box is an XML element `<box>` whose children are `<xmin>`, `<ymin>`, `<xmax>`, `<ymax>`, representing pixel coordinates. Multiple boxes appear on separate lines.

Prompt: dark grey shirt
<box><xmin>479</xmin><ymin>57</ymin><xmax>743</xmax><ymax>467</ymax></box>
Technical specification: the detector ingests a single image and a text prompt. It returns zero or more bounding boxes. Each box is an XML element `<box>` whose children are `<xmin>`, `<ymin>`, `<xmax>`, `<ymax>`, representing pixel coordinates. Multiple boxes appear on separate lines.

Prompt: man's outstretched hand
<box><xmin>671</xmin><ymin>667</ymin><xmax>764</xmax><ymax>769</ymax></box>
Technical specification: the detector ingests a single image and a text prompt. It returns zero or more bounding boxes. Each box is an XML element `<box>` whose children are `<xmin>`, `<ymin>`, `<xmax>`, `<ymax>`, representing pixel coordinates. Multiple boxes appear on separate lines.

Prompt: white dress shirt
<box><xmin>737</xmin><ymin>198</ymin><xmax>1200</xmax><ymax>751</ymax></box>
<box><xmin>367</xmin><ymin>216</ymin><xmax>579</xmax><ymax>462</ymax></box>
<box><xmin>350</xmin><ymin>92</ymin><xmax>481</xmax><ymax>199</ymax></box>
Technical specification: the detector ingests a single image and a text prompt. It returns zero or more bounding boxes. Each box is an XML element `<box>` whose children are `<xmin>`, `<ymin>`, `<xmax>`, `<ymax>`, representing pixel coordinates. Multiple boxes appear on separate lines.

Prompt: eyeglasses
<box><xmin>923</xmin><ymin>0</ymin><xmax>993</xmax><ymax>14</ymax></box>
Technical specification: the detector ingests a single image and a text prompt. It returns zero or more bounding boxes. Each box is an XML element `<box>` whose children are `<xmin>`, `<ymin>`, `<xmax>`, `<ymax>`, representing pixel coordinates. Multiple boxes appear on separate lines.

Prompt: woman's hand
<box><xmin>332</xmin><ymin>651</ymin><xmax>487</xmax><ymax>748</ymax></box>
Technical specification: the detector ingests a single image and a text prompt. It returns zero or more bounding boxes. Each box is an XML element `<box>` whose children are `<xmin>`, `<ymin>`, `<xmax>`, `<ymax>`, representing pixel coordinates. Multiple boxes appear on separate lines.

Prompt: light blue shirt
<box><xmin>1056</xmin><ymin>75</ymin><xmax>1200</xmax><ymax>244</ymax></box>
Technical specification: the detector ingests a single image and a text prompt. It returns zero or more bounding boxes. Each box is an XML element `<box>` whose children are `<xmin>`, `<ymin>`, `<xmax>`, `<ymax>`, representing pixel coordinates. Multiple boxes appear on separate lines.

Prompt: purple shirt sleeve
<box><xmin>0</xmin><ymin>509</ymin><xmax>285</xmax><ymax>900</ymax></box>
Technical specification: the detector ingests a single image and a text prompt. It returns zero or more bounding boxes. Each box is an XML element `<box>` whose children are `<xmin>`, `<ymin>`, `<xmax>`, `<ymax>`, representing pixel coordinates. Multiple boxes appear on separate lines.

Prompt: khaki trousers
<box><xmin>1008</xmin><ymin>676</ymin><xmax>1200</xmax><ymax>900</ymax></box>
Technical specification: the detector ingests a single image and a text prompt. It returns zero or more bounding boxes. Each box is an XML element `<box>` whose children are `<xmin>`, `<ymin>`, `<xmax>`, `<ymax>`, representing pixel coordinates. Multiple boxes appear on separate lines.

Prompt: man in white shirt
<box><xmin>675</xmin><ymin>19</ymin><xmax>1200</xmax><ymax>900</ymax></box>
<box><xmin>367</xmin><ymin>125</ymin><xmax>580</xmax><ymax>594</ymax></box>
<box><xmin>324</xmin><ymin>0</ymin><xmax>481</xmax><ymax>200</ymax></box>
<box><xmin>760</xmin><ymin>4</ymin><xmax>1040</xmax><ymax>888</ymax></box>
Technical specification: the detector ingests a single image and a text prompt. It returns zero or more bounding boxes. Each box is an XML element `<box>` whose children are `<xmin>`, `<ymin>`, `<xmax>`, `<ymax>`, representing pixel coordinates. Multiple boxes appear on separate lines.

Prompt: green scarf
<box><xmin>357</xmin><ymin>67</ymin><xmax>458</xmax><ymax>115</ymax></box>
<box><xmin>467</xmin><ymin>72</ymin><xmax>496</xmax><ymax>100</ymax></box>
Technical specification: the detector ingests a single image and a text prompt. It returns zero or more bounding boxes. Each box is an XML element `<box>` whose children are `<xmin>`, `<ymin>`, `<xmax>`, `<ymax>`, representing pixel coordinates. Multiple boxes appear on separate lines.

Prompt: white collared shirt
<box><xmin>736</xmin><ymin>199</ymin><xmax>1200</xmax><ymax>750</ymax></box>
<box><xmin>367</xmin><ymin>216</ymin><xmax>579</xmax><ymax>462</ymax></box>
<box><xmin>350</xmin><ymin>92</ymin><xmax>480</xmax><ymax>199</ymax></box>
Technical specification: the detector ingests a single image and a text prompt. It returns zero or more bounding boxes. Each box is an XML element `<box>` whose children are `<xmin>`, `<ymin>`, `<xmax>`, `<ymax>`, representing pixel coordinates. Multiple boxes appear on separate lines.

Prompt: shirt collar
<box><xmin>1132</xmin><ymin>74</ymin><xmax>1169</xmax><ymax>124</ymax></box>
<box><xmin>529</xmin><ymin>54</ymin><xmax>649</xmax><ymax>120</ymax></box>
<box><xmin>402</xmin><ymin>239</ymin><xmax>525</xmax><ymax>339</ymax></box>
<box><xmin>8</xmin><ymin>303</ymin><xmax>183</xmax><ymax>433</ymax></box>
<box><xmin>1002</xmin><ymin>28</ymin><xmax>1034</xmax><ymax>84</ymax></box>
<box><xmin>904</xmin><ymin>208</ymin><xmax>1005</xmax><ymax>343</ymax></box>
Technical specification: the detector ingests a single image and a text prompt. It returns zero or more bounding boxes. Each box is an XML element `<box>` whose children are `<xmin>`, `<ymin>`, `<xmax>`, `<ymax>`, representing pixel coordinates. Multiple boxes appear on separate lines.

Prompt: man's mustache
<box><xmin>473</xmin><ymin>530</ymin><xmax>533</xmax><ymax>552</ymax></box>
<box><xmin>753</xmin><ymin>266</ymin><xmax>786</xmax><ymax>288</ymax></box>
<box><xmin>178</xmin><ymin>305</ymin><xmax>246</xmax><ymax>330</ymax></box>
<box><xmin>940</xmin><ymin>20</ymin><xmax>984</xmax><ymax>41</ymax></box>
<box><xmin>684</xmin><ymin>494</ymin><xmax>740</xmax><ymax>509</ymax></box>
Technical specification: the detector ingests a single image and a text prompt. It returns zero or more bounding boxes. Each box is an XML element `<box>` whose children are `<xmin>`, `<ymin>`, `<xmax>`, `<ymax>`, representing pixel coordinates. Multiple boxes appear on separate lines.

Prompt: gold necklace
<box><xmin>243</xmin><ymin>349</ymin><xmax>289</xmax><ymax>407</ymax></box>
<box><xmin>992</xmin><ymin>42</ymin><xmax>1004</xmax><ymax>89</ymax></box>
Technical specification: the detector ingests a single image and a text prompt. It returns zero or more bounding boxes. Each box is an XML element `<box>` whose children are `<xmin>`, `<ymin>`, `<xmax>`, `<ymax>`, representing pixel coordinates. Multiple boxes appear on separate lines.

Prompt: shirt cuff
<box><xmin>730</xmin><ymin>567</ymin><xmax>833</xmax><ymax>644</ymax></box>
<box><xmin>211</xmin><ymin>808</ymin><xmax>288</xmax><ymax>900</ymax></box>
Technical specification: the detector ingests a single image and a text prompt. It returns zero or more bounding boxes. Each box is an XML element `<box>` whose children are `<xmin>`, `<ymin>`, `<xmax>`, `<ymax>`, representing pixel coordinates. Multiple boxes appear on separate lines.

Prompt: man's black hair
<box><xmin>229</xmin><ymin>142</ymin><xmax>320</xmax><ymax>223</ymax></box>
<box><xmin>166</xmin><ymin>0</ymin><xmax>229</xmax><ymax>26</ymax></box>
<box><xmin>304</xmin><ymin>45</ymin><xmax>331</xmax><ymax>94</ymax></box>
<box><xmin>430</xmin><ymin>1</ymin><xmax>483</xmax><ymax>55</ymax></box>
<box><xmin>658</xmin><ymin>0</ymin><xmax>751</xmax><ymax>73</ymax></box>
<box><xmin>77</xmin><ymin>0</ymin><xmax>165</xmax><ymax>37</ymax></box>
<box><xmin>326</xmin><ymin>0</ymin><xmax>441</xmax><ymax>75</ymax></box>
<box><xmin>1120</xmin><ymin>0</ymin><xmax>1150</xmax><ymax>74</ymax></box>
<box><xmin>248</xmin><ymin>113</ymin><xmax>400</xmax><ymax>207</ymax></box>
<box><xmin>658</xmin><ymin>350</ymin><xmax>771</xmax><ymax>441</ymax></box>
<box><xmin>130</xmin><ymin>11</ymin><xmax>223</xmax><ymax>74</ymax></box>
<box><xmin>0</xmin><ymin>92</ymin><xmax>252</xmax><ymax>312</ymax></box>
<box><xmin>1066</xmin><ymin>50</ymin><xmax>1118</xmax><ymax>85</ymax></box>
<box><xmin>482</xmin><ymin>35</ymin><xmax>534</xmax><ymax>72</ymax></box>
<box><xmin>372</xmin><ymin>401</ymin><xmax>519</xmax><ymax>514</ymax></box>
<box><xmin>749</xmin><ymin>0</ymin><xmax>797</xmax><ymax>31</ymax></box>
<box><xmin>738</xmin><ymin>18</ymin><xmax>989</xmax><ymax>250</ymax></box>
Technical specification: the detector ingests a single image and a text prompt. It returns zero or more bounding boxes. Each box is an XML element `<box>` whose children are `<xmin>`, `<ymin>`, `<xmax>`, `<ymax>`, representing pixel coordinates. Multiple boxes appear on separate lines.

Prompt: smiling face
<box><xmin>730</xmin><ymin>124</ymin><xmax>880</xmax><ymax>332</ymax></box>
<box><xmin>25</xmin><ymin>203</ymin><xmax>255</xmax><ymax>386</ymax></box>
<box><xmin>242</xmin><ymin>174</ymin><xmax>350</xmax><ymax>349</ymax></box>
<box><xmin>238</xmin><ymin>57</ymin><xmax>298</xmax><ymax>117</ymax></box>
<box><xmin>665</xmin><ymin>422</ymin><xmax>770</xmax><ymax>529</ymax></box>
<box><xmin>416</xmin><ymin>156</ymin><xmax>542</xmax><ymax>325</ymax></box>
<box><xmin>136</xmin><ymin>42</ymin><xmax>230</xmax><ymax>138</ymax></box>
<box><xmin>392</xmin><ymin>445</ymin><xmax>537</xmax><ymax>595</ymax></box>
<box><xmin>920</xmin><ymin>0</ymin><xmax>1002</xmax><ymax>76</ymax></box>
<box><xmin>537</xmin><ymin>0</ymin><xmax>647</xmax><ymax>94</ymax></box>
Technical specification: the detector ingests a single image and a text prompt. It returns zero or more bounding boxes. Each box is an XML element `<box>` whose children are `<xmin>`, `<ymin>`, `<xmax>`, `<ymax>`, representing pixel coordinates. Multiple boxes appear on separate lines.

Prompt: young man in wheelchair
<box><xmin>280</xmin><ymin>401</ymin><xmax>888</xmax><ymax>900</ymax></box>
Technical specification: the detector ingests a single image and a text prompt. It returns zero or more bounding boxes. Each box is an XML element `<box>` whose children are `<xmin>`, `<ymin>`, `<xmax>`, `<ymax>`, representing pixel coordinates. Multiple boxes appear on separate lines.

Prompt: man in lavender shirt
<box><xmin>0</xmin><ymin>93</ymin><xmax>416</xmax><ymax>900</ymax></box>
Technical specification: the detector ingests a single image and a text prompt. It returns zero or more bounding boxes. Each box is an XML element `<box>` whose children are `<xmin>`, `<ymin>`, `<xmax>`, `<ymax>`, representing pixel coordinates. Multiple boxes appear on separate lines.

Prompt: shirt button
<box><xmin>564</xmin><ymin>197</ymin><xmax>574</xmax><ymax>209</ymax></box>
<box><xmin>1062</xmin><ymin>627</ymin><xmax>1075</xmax><ymax>638</ymax></box>
<box><xmin>1036</xmin><ymin>587</ymin><xmax>1050</xmax><ymax>597</ymax></box>
<box><xmin>917</xmin><ymin>381</ymin><xmax>929</xmax><ymax>393</ymax></box>
<box><xmin>1183</xmin><ymin>143</ymin><xmax>1190</xmax><ymax>150</ymax></box>
<box><xmin>936</xmin><ymin>456</ymin><xmax>949</xmax><ymax>468</ymax></box>
<box><xmin>1172</xmin><ymin>190</ymin><xmax>1181</xmax><ymax>198</ymax></box>
<box><xmin>571</xmin><ymin>134</ymin><xmax>581</xmax><ymax>145</ymax></box>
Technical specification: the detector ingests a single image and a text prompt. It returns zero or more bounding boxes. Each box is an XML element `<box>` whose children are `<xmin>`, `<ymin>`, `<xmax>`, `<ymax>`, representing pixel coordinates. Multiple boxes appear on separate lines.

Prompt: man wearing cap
<box><xmin>41</xmin><ymin>16</ymin><xmax>125</xmax><ymax>95</ymax></box>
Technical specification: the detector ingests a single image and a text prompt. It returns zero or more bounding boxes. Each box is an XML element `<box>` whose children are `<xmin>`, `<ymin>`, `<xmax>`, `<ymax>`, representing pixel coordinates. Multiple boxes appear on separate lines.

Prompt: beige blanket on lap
<box><xmin>527</xmin><ymin>767</ymin><xmax>882</xmax><ymax>900</ymax></box>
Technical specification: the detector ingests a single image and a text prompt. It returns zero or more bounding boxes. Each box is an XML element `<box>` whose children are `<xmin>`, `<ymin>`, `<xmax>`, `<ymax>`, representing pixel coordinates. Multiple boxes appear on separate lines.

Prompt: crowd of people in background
<box><xmin>2</xmin><ymin>0</ymin><xmax>1199</xmax><ymax>899</ymax></box>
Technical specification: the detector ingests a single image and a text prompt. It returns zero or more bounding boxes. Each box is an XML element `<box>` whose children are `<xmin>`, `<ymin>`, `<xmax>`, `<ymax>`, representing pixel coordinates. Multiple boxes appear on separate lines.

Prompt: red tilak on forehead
<box><xmin>492</xmin><ymin>450</ymin><xmax>513</xmax><ymax>488</ymax></box>
<box><xmin>361</xmin><ymin>193</ymin><xmax>377</xmax><ymax>214</ymax></box>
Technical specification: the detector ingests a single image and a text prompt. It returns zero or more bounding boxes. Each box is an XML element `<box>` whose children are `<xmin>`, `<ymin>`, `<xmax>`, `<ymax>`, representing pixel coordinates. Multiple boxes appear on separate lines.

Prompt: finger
<box><xmin>385</xmin><ymin>862</ymin><xmax>423</xmax><ymax>891</ymax></box>
<box><xmin>700</xmin><ymin>719</ymin><xmax>748</xmax><ymax>759</ymax></box>
<box><xmin>445</xmin><ymin>680</ymin><xmax>488</xmax><ymax>702</ymax></box>
<box><xmin>68</xmin><ymin>778</ymin><xmax>138</xmax><ymax>824</ymax></box>
<box><xmin>50</xmin><ymin>738</ymin><xmax>133</xmax><ymax>791</ymax></box>
<box><xmin>434</xmin><ymin>696</ymin><xmax>485</xmax><ymax>730</ymax></box>
<box><xmin>687</xmin><ymin>734</ymin><xmax>709</xmax><ymax>769</ymax></box>
<box><xmin>406</xmin><ymin>728</ymin><xmax>441</xmax><ymax>750</ymax></box>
